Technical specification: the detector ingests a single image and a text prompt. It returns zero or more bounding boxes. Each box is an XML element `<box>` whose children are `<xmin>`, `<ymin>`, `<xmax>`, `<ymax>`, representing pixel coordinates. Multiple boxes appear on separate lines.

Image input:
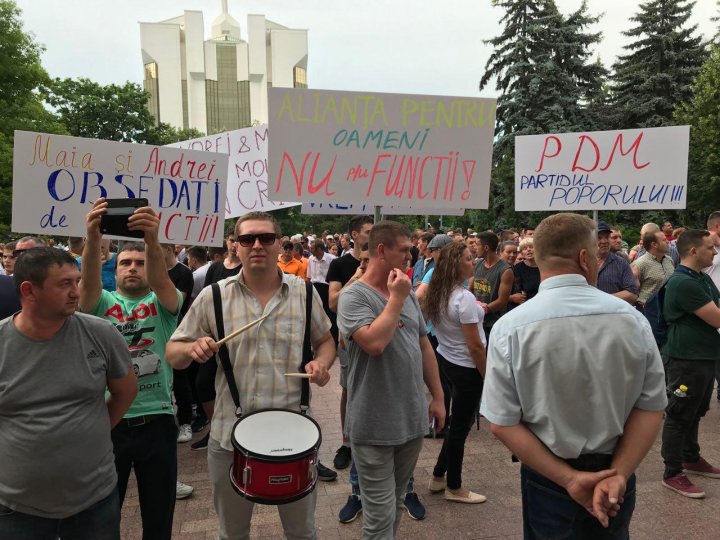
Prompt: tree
<box><xmin>480</xmin><ymin>0</ymin><xmax>607</xmax><ymax>226</ymax></box>
<box><xmin>144</xmin><ymin>123</ymin><xmax>204</xmax><ymax>146</ymax></box>
<box><xmin>675</xmin><ymin>46</ymin><xmax>720</xmax><ymax>223</ymax></box>
<box><xmin>43</xmin><ymin>78</ymin><xmax>158</xmax><ymax>143</ymax></box>
<box><xmin>611</xmin><ymin>0</ymin><xmax>707</xmax><ymax>128</ymax></box>
<box><xmin>0</xmin><ymin>0</ymin><xmax>65</xmax><ymax>234</ymax></box>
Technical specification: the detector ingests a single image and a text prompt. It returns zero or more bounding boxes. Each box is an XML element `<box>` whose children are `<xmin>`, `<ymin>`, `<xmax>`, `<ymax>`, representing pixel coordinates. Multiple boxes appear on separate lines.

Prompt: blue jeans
<box><xmin>0</xmin><ymin>489</ymin><xmax>120</xmax><ymax>540</ymax></box>
<box><xmin>521</xmin><ymin>465</ymin><xmax>636</xmax><ymax>540</ymax></box>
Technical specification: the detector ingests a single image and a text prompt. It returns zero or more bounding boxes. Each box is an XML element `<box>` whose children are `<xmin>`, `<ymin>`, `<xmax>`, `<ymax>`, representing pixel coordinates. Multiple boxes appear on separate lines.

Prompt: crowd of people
<box><xmin>1</xmin><ymin>203</ymin><xmax>720</xmax><ymax>540</ymax></box>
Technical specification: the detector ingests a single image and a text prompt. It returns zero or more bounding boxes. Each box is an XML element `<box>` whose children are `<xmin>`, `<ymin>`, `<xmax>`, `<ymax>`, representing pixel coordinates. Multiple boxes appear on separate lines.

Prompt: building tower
<box><xmin>139</xmin><ymin>1</ymin><xmax>308</xmax><ymax>134</ymax></box>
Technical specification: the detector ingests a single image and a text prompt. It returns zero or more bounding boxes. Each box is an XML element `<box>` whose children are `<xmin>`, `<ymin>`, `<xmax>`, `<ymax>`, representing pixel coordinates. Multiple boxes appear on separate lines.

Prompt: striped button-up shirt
<box><xmin>632</xmin><ymin>252</ymin><xmax>675</xmax><ymax>304</ymax></box>
<box><xmin>170</xmin><ymin>270</ymin><xmax>331</xmax><ymax>450</ymax></box>
<box><xmin>597</xmin><ymin>252</ymin><xmax>639</xmax><ymax>296</ymax></box>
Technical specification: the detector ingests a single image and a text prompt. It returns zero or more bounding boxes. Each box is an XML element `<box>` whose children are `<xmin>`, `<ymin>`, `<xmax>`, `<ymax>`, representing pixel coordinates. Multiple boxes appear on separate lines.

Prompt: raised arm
<box><xmin>79</xmin><ymin>198</ymin><xmax>107</xmax><ymax>312</ymax></box>
<box><xmin>128</xmin><ymin>207</ymin><xmax>179</xmax><ymax>314</ymax></box>
<box><xmin>349</xmin><ymin>270</ymin><xmax>410</xmax><ymax>356</ymax></box>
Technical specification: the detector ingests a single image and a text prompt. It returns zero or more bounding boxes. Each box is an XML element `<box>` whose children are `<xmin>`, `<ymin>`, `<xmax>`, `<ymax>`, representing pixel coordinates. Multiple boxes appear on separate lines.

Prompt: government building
<box><xmin>139</xmin><ymin>0</ymin><xmax>308</xmax><ymax>134</ymax></box>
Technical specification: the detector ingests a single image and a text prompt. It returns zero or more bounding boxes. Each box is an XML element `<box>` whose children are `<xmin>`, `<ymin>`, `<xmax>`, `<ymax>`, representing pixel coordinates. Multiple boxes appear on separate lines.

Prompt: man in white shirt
<box><xmin>308</xmin><ymin>241</ymin><xmax>336</xmax><ymax>285</ymax></box>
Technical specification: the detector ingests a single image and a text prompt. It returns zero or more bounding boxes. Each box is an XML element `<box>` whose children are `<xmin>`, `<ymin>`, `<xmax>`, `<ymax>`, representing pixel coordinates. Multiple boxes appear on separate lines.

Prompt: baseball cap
<box><xmin>596</xmin><ymin>221</ymin><xmax>612</xmax><ymax>234</ymax></box>
<box><xmin>427</xmin><ymin>234</ymin><xmax>453</xmax><ymax>251</ymax></box>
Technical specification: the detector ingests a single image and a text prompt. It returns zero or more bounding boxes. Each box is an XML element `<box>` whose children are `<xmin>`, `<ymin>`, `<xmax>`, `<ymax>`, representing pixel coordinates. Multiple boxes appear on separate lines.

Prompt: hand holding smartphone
<box><xmin>100</xmin><ymin>198</ymin><xmax>148</xmax><ymax>239</ymax></box>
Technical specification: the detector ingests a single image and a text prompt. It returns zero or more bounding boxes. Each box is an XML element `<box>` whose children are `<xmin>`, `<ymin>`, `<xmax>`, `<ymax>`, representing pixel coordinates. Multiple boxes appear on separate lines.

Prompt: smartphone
<box><xmin>100</xmin><ymin>198</ymin><xmax>148</xmax><ymax>239</ymax></box>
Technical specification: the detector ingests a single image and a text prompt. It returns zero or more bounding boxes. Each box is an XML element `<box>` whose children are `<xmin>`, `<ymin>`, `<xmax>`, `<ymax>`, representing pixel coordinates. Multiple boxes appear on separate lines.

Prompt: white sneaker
<box><xmin>177</xmin><ymin>424</ymin><xmax>192</xmax><ymax>443</ymax></box>
<box><xmin>176</xmin><ymin>481</ymin><xmax>194</xmax><ymax>499</ymax></box>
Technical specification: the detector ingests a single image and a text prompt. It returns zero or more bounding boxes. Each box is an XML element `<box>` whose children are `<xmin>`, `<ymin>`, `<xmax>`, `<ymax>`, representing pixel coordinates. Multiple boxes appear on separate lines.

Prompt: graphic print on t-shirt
<box><xmin>95</xmin><ymin>292</ymin><xmax>178</xmax><ymax>415</ymax></box>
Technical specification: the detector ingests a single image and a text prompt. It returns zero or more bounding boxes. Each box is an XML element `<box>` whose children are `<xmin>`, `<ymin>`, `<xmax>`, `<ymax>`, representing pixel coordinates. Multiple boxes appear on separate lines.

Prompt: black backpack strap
<box><xmin>300</xmin><ymin>281</ymin><xmax>313</xmax><ymax>412</ymax></box>
<box><xmin>211</xmin><ymin>282</ymin><xmax>243</xmax><ymax>417</ymax></box>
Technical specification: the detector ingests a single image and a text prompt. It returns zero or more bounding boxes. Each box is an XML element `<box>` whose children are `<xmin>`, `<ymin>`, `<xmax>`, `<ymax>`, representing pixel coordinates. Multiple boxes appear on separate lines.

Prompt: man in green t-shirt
<box><xmin>661</xmin><ymin>229</ymin><xmax>720</xmax><ymax>499</ymax></box>
<box><xmin>79</xmin><ymin>198</ymin><xmax>184</xmax><ymax>540</ymax></box>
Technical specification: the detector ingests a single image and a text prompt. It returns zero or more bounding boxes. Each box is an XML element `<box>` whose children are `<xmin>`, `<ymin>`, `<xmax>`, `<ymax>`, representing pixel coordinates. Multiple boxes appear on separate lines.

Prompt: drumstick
<box><xmin>216</xmin><ymin>315</ymin><xmax>269</xmax><ymax>346</ymax></box>
<box><xmin>284</xmin><ymin>372</ymin><xmax>312</xmax><ymax>378</ymax></box>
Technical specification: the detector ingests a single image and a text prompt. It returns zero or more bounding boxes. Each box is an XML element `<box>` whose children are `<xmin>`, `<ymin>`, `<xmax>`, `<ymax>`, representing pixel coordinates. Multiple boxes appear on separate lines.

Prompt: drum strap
<box><xmin>210</xmin><ymin>281</ymin><xmax>313</xmax><ymax>417</ymax></box>
<box><xmin>211</xmin><ymin>282</ymin><xmax>243</xmax><ymax>417</ymax></box>
<box><xmin>300</xmin><ymin>281</ymin><xmax>313</xmax><ymax>413</ymax></box>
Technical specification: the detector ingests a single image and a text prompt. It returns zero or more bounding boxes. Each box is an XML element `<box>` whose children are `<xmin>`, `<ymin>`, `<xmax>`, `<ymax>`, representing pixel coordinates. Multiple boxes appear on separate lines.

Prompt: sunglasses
<box><xmin>12</xmin><ymin>249</ymin><xmax>29</xmax><ymax>258</ymax></box>
<box><xmin>236</xmin><ymin>233</ymin><xmax>279</xmax><ymax>247</ymax></box>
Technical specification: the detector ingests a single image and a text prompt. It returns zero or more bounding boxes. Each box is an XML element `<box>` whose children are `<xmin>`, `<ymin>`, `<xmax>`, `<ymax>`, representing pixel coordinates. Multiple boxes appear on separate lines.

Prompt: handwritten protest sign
<box><xmin>12</xmin><ymin>131</ymin><xmax>229</xmax><ymax>246</ymax></box>
<box><xmin>268</xmin><ymin>89</ymin><xmax>496</xmax><ymax>209</ymax></box>
<box><xmin>301</xmin><ymin>203</ymin><xmax>464</xmax><ymax>216</ymax></box>
<box><xmin>515</xmin><ymin>126</ymin><xmax>689</xmax><ymax>211</ymax></box>
<box><xmin>169</xmin><ymin>125</ymin><xmax>300</xmax><ymax>218</ymax></box>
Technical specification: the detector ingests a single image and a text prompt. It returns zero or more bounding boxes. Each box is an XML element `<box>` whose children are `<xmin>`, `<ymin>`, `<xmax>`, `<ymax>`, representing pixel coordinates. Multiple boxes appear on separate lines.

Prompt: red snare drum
<box><xmin>230</xmin><ymin>409</ymin><xmax>321</xmax><ymax>505</ymax></box>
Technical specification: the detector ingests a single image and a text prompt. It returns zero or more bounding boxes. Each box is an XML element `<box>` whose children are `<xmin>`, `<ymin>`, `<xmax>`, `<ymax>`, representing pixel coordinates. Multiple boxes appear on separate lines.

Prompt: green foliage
<box><xmin>611</xmin><ymin>0</ymin><xmax>707</xmax><ymax>128</ymax></box>
<box><xmin>675</xmin><ymin>46</ymin><xmax>720</xmax><ymax>223</ymax></box>
<box><xmin>480</xmin><ymin>0</ymin><xmax>607</xmax><ymax>226</ymax></box>
<box><xmin>43</xmin><ymin>78</ymin><xmax>156</xmax><ymax>143</ymax></box>
<box><xmin>0</xmin><ymin>0</ymin><xmax>65</xmax><ymax>235</ymax></box>
<box><xmin>144</xmin><ymin>123</ymin><xmax>205</xmax><ymax>146</ymax></box>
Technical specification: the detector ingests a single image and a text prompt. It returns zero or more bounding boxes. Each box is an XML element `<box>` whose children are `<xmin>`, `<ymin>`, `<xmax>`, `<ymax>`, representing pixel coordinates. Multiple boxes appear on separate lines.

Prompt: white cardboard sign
<box><xmin>301</xmin><ymin>203</ymin><xmax>464</xmax><ymax>216</ymax></box>
<box><xmin>515</xmin><ymin>126</ymin><xmax>689</xmax><ymax>211</ymax></box>
<box><xmin>169</xmin><ymin>125</ymin><xmax>300</xmax><ymax>218</ymax></box>
<box><xmin>12</xmin><ymin>131</ymin><xmax>229</xmax><ymax>246</ymax></box>
<box><xmin>268</xmin><ymin>88</ymin><xmax>496</xmax><ymax>209</ymax></box>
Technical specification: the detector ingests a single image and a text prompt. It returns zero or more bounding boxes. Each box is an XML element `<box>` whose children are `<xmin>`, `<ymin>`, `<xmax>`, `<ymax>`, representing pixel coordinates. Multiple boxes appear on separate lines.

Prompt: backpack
<box><xmin>643</xmin><ymin>266</ymin><xmax>693</xmax><ymax>349</ymax></box>
<box><xmin>643</xmin><ymin>283</ymin><xmax>669</xmax><ymax>349</ymax></box>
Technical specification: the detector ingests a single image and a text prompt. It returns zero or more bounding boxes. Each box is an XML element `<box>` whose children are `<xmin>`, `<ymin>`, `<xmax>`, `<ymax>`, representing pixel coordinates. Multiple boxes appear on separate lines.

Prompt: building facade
<box><xmin>140</xmin><ymin>1</ymin><xmax>308</xmax><ymax>134</ymax></box>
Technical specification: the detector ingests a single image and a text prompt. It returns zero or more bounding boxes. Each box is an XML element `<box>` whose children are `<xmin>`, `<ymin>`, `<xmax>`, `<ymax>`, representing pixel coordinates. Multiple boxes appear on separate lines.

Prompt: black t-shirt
<box><xmin>0</xmin><ymin>276</ymin><xmax>20</xmax><ymax>319</ymax></box>
<box><xmin>168</xmin><ymin>263</ymin><xmax>194</xmax><ymax>319</ymax></box>
<box><xmin>508</xmin><ymin>262</ymin><xmax>541</xmax><ymax>311</ymax></box>
<box><xmin>326</xmin><ymin>253</ymin><xmax>360</xmax><ymax>287</ymax></box>
<box><xmin>203</xmin><ymin>260</ymin><xmax>242</xmax><ymax>288</ymax></box>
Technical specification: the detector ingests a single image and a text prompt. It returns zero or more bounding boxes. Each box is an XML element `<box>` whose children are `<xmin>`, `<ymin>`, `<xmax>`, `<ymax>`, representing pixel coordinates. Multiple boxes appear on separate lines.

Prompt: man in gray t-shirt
<box><xmin>338</xmin><ymin>221</ymin><xmax>445</xmax><ymax>540</ymax></box>
<box><xmin>0</xmin><ymin>247</ymin><xmax>135</xmax><ymax>539</ymax></box>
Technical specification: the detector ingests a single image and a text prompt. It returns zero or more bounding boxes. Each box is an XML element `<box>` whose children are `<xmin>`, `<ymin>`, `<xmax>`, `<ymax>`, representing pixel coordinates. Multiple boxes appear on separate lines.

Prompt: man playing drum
<box><xmin>0</xmin><ymin>247</ymin><xmax>136</xmax><ymax>539</ymax></box>
<box><xmin>166</xmin><ymin>211</ymin><xmax>336</xmax><ymax>540</ymax></box>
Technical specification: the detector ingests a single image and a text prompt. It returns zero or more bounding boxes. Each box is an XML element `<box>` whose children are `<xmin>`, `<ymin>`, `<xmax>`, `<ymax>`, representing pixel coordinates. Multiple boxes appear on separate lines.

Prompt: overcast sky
<box><xmin>16</xmin><ymin>0</ymin><xmax>718</xmax><ymax>98</ymax></box>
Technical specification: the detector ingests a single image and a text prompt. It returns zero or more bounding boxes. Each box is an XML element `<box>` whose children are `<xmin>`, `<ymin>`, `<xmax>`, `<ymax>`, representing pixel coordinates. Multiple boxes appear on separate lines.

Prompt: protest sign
<box><xmin>169</xmin><ymin>125</ymin><xmax>300</xmax><ymax>218</ymax></box>
<box><xmin>12</xmin><ymin>131</ymin><xmax>229</xmax><ymax>246</ymax></box>
<box><xmin>268</xmin><ymin>88</ymin><xmax>496</xmax><ymax>209</ymax></box>
<box><xmin>301</xmin><ymin>203</ymin><xmax>463</xmax><ymax>216</ymax></box>
<box><xmin>515</xmin><ymin>126</ymin><xmax>689</xmax><ymax>211</ymax></box>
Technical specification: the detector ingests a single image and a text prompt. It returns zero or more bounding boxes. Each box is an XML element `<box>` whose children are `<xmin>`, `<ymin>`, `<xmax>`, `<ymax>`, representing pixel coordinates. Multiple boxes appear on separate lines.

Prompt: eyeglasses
<box><xmin>236</xmin><ymin>233</ymin><xmax>279</xmax><ymax>247</ymax></box>
<box><xmin>12</xmin><ymin>249</ymin><xmax>29</xmax><ymax>258</ymax></box>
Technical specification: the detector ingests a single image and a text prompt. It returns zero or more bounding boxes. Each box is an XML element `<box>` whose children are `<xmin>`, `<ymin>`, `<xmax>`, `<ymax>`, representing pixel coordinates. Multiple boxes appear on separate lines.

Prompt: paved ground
<box><xmin>121</xmin><ymin>363</ymin><xmax>720</xmax><ymax>539</ymax></box>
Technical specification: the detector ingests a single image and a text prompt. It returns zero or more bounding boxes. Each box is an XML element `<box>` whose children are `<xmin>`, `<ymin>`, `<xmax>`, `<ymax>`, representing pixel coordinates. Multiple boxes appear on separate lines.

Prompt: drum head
<box><xmin>233</xmin><ymin>410</ymin><xmax>320</xmax><ymax>458</ymax></box>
